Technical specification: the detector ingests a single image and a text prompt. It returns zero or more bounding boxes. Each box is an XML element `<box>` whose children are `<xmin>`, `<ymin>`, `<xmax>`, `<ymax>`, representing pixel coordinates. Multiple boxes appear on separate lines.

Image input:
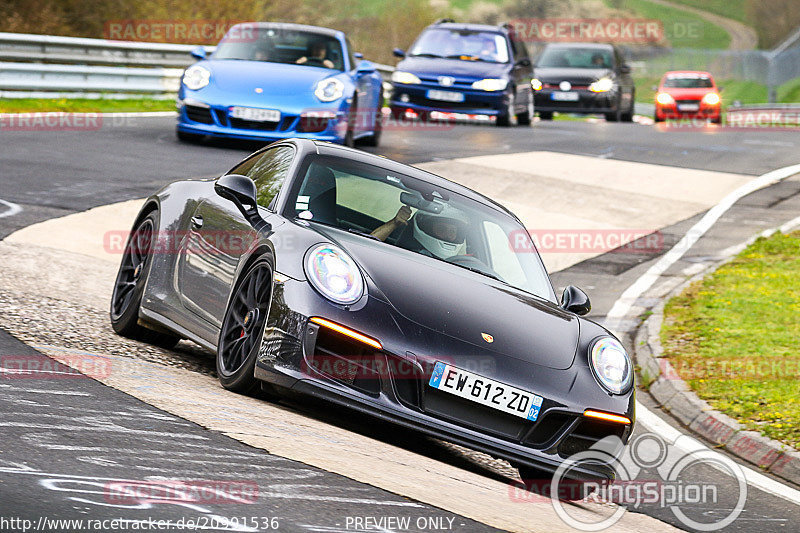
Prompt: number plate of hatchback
<box><xmin>551</xmin><ymin>91</ymin><xmax>579</xmax><ymax>101</ymax></box>
<box><xmin>428</xmin><ymin>361</ymin><xmax>543</xmax><ymax>421</ymax></box>
<box><xmin>230</xmin><ymin>107</ymin><xmax>281</xmax><ymax>122</ymax></box>
<box><xmin>426</xmin><ymin>90</ymin><xmax>465</xmax><ymax>102</ymax></box>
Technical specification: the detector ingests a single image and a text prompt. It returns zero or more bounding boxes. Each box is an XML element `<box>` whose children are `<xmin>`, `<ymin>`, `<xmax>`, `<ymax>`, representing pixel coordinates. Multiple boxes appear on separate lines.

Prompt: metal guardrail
<box><xmin>0</xmin><ymin>32</ymin><xmax>394</xmax><ymax>98</ymax></box>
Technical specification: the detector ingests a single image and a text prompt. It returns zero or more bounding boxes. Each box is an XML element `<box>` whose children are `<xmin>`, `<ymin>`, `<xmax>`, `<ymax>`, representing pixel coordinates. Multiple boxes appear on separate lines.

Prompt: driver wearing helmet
<box><xmin>411</xmin><ymin>205</ymin><xmax>468</xmax><ymax>258</ymax></box>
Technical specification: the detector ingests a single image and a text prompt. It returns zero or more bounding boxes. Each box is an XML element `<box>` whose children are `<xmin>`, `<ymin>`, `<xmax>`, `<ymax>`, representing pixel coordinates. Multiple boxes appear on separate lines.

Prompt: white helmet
<box><xmin>412</xmin><ymin>205</ymin><xmax>469</xmax><ymax>259</ymax></box>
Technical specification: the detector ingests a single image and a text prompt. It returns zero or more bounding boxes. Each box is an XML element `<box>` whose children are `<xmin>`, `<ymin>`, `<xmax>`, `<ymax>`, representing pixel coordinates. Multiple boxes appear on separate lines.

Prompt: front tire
<box><xmin>217</xmin><ymin>258</ymin><xmax>273</xmax><ymax>394</ymax></box>
<box><xmin>517</xmin><ymin>92</ymin><xmax>534</xmax><ymax>126</ymax></box>
<box><xmin>343</xmin><ymin>102</ymin><xmax>357</xmax><ymax>148</ymax></box>
<box><xmin>496</xmin><ymin>93</ymin><xmax>516</xmax><ymax>127</ymax></box>
<box><xmin>110</xmin><ymin>210</ymin><xmax>180</xmax><ymax>349</ymax></box>
<box><xmin>360</xmin><ymin>108</ymin><xmax>383</xmax><ymax>147</ymax></box>
<box><xmin>538</xmin><ymin>111</ymin><xmax>553</xmax><ymax>121</ymax></box>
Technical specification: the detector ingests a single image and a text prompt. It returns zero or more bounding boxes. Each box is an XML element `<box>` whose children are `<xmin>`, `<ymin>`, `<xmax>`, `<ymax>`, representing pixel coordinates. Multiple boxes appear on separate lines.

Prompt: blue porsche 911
<box><xmin>177</xmin><ymin>22</ymin><xmax>384</xmax><ymax>147</ymax></box>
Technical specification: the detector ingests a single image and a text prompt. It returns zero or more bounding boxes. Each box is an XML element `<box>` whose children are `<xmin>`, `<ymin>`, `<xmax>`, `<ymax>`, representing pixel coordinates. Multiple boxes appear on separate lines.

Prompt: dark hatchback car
<box><xmin>111</xmin><ymin>139</ymin><xmax>634</xmax><ymax>488</ymax></box>
<box><xmin>389</xmin><ymin>20</ymin><xmax>535</xmax><ymax>126</ymax></box>
<box><xmin>532</xmin><ymin>43</ymin><xmax>635</xmax><ymax>122</ymax></box>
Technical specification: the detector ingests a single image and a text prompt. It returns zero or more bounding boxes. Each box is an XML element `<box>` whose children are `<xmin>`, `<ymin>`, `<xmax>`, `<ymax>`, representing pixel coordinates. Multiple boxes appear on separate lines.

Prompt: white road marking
<box><xmin>1</xmin><ymin>386</ymin><xmax>91</xmax><ymax>396</ymax></box>
<box><xmin>605</xmin><ymin>162</ymin><xmax>800</xmax><ymax>331</ymax></box>
<box><xmin>0</xmin><ymin>198</ymin><xmax>22</xmax><ymax>218</ymax></box>
<box><xmin>604</xmin><ymin>162</ymin><xmax>800</xmax><ymax>506</ymax></box>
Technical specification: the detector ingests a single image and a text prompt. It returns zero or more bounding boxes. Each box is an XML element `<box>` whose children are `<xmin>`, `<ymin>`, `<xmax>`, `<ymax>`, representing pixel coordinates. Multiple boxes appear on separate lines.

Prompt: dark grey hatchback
<box><xmin>532</xmin><ymin>43</ymin><xmax>636</xmax><ymax>122</ymax></box>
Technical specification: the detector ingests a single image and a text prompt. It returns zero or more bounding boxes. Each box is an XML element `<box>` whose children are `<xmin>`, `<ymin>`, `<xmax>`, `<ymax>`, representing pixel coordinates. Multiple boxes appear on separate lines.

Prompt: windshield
<box><xmin>537</xmin><ymin>46</ymin><xmax>614</xmax><ymax>69</ymax></box>
<box><xmin>286</xmin><ymin>155</ymin><xmax>554</xmax><ymax>301</ymax></box>
<box><xmin>213</xmin><ymin>27</ymin><xmax>345</xmax><ymax>71</ymax></box>
<box><xmin>409</xmin><ymin>28</ymin><xmax>509</xmax><ymax>63</ymax></box>
<box><xmin>663</xmin><ymin>74</ymin><xmax>714</xmax><ymax>88</ymax></box>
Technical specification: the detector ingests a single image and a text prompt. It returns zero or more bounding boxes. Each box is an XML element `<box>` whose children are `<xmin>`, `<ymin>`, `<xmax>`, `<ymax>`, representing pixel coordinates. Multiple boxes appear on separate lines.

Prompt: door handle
<box><xmin>191</xmin><ymin>215</ymin><xmax>204</xmax><ymax>229</ymax></box>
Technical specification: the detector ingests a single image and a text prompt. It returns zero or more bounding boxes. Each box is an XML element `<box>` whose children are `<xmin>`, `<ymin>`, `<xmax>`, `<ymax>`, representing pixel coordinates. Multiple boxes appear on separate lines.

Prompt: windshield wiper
<box><xmin>411</xmin><ymin>53</ymin><xmax>443</xmax><ymax>58</ymax></box>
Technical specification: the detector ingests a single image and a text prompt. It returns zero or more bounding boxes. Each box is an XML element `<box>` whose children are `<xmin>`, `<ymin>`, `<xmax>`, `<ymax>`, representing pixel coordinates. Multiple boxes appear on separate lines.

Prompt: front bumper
<box><xmin>390</xmin><ymin>83</ymin><xmax>507</xmax><ymax>116</ymax></box>
<box><xmin>534</xmin><ymin>90</ymin><xmax>618</xmax><ymax>114</ymax></box>
<box><xmin>655</xmin><ymin>104</ymin><xmax>721</xmax><ymax>121</ymax></box>
<box><xmin>254</xmin><ymin>278</ymin><xmax>634</xmax><ymax>480</ymax></box>
<box><xmin>176</xmin><ymin>98</ymin><xmax>347</xmax><ymax>143</ymax></box>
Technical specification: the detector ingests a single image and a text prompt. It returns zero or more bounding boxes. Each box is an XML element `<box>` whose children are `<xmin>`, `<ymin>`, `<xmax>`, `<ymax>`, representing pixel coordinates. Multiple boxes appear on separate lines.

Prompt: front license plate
<box><xmin>428</xmin><ymin>361</ymin><xmax>543</xmax><ymax>421</ymax></box>
<box><xmin>427</xmin><ymin>90</ymin><xmax>465</xmax><ymax>102</ymax></box>
<box><xmin>551</xmin><ymin>91</ymin><xmax>579</xmax><ymax>101</ymax></box>
<box><xmin>678</xmin><ymin>104</ymin><xmax>700</xmax><ymax>112</ymax></box>
<box><xmin>230</xmin><ymin>106</ymin><xmax>280</xmax><ymax>122</ymax></box>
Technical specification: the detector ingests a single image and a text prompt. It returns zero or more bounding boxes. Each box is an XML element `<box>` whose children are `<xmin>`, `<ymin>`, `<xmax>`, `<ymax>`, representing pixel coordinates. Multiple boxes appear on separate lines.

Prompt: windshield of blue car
<box><xmin>663</xmin><ymin>75</ymin><xmax>714</xmax><ymax>88</ymax></box>
<box><xmin>536</xmin><ymin>46</ymin><xmax>614</xmax><ymax>69</ymax></box>
<box><xmin>286</xmin><ymin>156</ymin><xmax>555</xmax><ymax>302</ymax></box>
<box><xmin>213</xmin><ymin>28</ymin><xmax>345</xmax><ymax>71</ymax></box>
<box><xmin>408</xmin><ymin>29</ymin><xmax>509</xmax><ymax>63</ymax></box>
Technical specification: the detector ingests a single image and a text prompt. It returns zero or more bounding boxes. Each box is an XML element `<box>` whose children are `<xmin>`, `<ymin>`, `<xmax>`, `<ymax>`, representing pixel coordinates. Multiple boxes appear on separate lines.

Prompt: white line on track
<box><xmin>0</xmin><ymin>198</ymin><xmax>22</xmax><ymax>218</ymax></box>
<box><xmin>607</xmin><ymin>162</ymin><xmax>800</xmax><ymax>505</ymax></box>
<box><xmin>606</xmin><ymin>162</ymin><xmax>800</xmax><ymax>331</ymax></box>
<box><xmin>0</xmin><ymin>111</ymin><xmax>177</xmax><ymax>118</ymax></box>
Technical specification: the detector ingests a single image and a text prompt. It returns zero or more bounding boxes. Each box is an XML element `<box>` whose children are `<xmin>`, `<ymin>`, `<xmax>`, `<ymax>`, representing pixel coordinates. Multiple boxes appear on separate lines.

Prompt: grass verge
<box><xmin>661</xmin><ymin>231</ymin><xmax>800</xmax><ymax>449</ymax></box>
<box><xmin>608</xmin><ymin>0</ymin><xmax>731</xmax><ymax>48</ymax></box>
<box><xmin>0</xmin><ymin>98</ymin><xmax>176</xmax><ymax>113</ymax></box>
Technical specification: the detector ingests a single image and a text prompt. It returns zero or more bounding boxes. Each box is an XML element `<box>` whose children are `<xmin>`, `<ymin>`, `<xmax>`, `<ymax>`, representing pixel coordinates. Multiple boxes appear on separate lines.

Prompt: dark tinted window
<box><xmin>663</xmin><ymin>75</ymin><xmax>714</xmax><ymax>88</ymax></box>
<box><xmin>409</xmin><ymin>28</ymin><xmax>510</xmax><ymax>63</ymax></box>
<box><xmin>229</xmin><ymin>146</ymin><xmax>295</xmax><ymax>209</ymax></box>
<box><xmin>537</xmin><ymin>46</ymin><xmax>614</xmax><ymax>69</ymax></box>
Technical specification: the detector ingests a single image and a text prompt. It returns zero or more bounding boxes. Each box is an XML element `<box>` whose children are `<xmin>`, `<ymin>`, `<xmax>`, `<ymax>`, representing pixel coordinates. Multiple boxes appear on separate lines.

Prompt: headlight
<box><xmin>590</xmin><ymin>337</ymin><xmax>633</xmax><ymax>394</ymax></box>
<box><xmin>305</xmin><ymin>244</ymin><xmax>365</xmax><ymax>305</ymax></box>
<box><xmin>314</xmin><ymin>78</ymin><xmax>345</xmax><ymax>102</ymax></box>
<box><xmin>471</xmin><ymin>78</ymin><xmax>508</xmax><ymax>91</ymax></box>
<box><xmin>182</xmin><ymin>65</ymin><xmax>210</xmax><ymax>90</ymax></box>
<box><xmin>531</xmin><ymin>78</ymin><xmax>543</xmax><ymax>91</ymax></box>
<box><xmin>391</xmin><ymin>71</ymin><xmax>421</xmax><ymax>85</ymax></box>
<box><xmin>702</xmin><ymin>92</ymin><xmax>721</xmax><ymax>105</ymax></box>
<box><xmin>656</xmin><ymin>92</ymin><xmax>674</xmax><ymax>105</ymax></box>
<box><xmin>589</xmin><ymin>77</ymin><xmax>615</xmax><ymax>93</ymax></box>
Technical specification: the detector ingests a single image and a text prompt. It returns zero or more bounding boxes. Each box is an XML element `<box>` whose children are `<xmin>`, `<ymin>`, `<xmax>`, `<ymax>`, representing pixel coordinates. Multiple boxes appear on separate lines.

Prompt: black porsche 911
<box><xmin>110</xmin><ymin>138</ymin><xmax>634</xmax><ymax>485</ymax></box>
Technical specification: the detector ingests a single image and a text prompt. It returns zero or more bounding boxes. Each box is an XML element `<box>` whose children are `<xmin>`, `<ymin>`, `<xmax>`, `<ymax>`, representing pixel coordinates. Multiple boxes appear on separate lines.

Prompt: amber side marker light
<box><xmin>584</xmin><ymin>409</ymin><xmax>632</xmax><ymax>425</ymax></box>
<box><xmin>309</xmin><ymin>317</ymin><xmax>383</xmax><ymax>350</ymax></box>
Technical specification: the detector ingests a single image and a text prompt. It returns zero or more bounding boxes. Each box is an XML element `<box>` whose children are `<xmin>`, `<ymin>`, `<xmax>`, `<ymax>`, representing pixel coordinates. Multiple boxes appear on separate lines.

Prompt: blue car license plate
<box><xmin>428</xmin><ymin>361</ymin><xmax>543</xmax><ymax>421</ymax></box>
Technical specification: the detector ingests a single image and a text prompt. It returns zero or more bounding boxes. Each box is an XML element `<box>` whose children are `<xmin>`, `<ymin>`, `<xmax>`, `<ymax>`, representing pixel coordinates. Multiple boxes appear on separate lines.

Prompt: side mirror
<box><xmin>214</xmin><ymin>174</ymin><xmax>271</xmax><ymax>231</ymax></box>
<box><xmin>619</xmin><ymin>64</ymin><xmax>632</xmax><ymax>74</ymax></box>
<box><xmin>190</xmin><ymin>46</ymin><xmax>206</xmax><ymax>60</ymax></box>
<box><xmin>356</xmin><ymin>60</ymin><xmax>376</xmax><ymax>74</ymax></box>
<box><xmin>516</xmin><ymin>58</ymin><xmax>531</xmax><ymax>67</ymax></box>
<box><xmin>354</xmin><ymin>52</ymin><xmax>364</xmax><ymax>60</ymax></box>
<box><xmin>561</xmin><ymin>285</ymin><xmax>591</xmax><ymax>316</ymax></box>
<box><xmin>393</xmin><ymin>48</ymin><xmax>406</xmax><ymax>58</ymax></box>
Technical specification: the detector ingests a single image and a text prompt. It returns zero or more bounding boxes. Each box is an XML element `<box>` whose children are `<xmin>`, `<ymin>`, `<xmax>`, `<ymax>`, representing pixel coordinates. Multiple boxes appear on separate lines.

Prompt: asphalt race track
<box><xmin>1</xmin><ymin>115</ymin><xmax>800</xmax><ymax>532</ymax></box>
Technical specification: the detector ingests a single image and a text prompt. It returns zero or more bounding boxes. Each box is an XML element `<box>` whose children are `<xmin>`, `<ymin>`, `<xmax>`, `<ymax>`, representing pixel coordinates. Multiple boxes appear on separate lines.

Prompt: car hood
<box><xmin>203</xmin><ymin>59</ymin><xmax>338</xmax><ymax>94</ymax></box>
<box><xmin>534</xmin><ymin>67</ymin><xmax>611</xmax><ymax>85</ymax></box>
<box><xmin>397</xmin><ymin>56</ymin><xmax>508</xmax><ymax>81</ymax></box>
<box><xmin>319</xmin><ymin>227</ymin><xmax>579</xmax><ymax>370</ymax></box>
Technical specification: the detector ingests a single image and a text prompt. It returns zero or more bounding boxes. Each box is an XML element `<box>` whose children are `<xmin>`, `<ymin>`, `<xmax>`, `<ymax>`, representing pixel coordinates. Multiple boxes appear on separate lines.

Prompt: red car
<box><xmin>654</xmin><ymin>71</ymin><xmax>722</xmax><ymax>123</ymax></box>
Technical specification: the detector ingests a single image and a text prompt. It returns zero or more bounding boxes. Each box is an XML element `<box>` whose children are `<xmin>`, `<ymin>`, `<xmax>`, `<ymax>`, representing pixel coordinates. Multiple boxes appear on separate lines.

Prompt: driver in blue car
<box><xmin>296</xmin><ymin>41</ymin><xmax>334</xmax><ymax>69</ymax></box>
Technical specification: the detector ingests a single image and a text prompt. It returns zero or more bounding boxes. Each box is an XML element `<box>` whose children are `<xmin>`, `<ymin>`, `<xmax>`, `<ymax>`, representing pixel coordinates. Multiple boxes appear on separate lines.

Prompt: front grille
<box><xmin>423</xmin><ymin>387</ymin><xmax>528</xmax><ymax>439</ymax></box>
<box><xmin>184</xmin><ymin>105</ymin><xmax>213</xmax><ymax>124</ymax></box>
<box><xmin>213</xmin><ymin>108</ymin><xmax>228</xmax><ymax>126</ymax></box>
<box><xmin>557</xmin><ymin>419</ymin><xmax>627</xmax><ymax>457</ymax></box>
<box><xmin>229</xmin><ymin>118</ymin><xmax>281</xmax><ymax>131</ymax></box>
